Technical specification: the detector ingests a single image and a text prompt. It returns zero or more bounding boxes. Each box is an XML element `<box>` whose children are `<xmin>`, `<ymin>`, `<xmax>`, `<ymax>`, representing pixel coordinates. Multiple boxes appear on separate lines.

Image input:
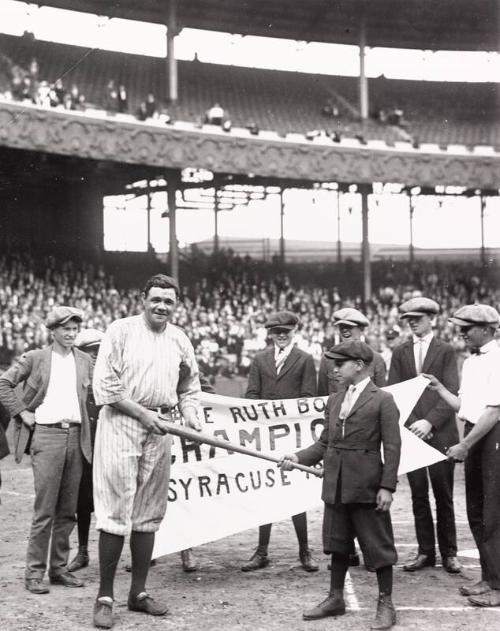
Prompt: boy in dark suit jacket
<box><xmin>388</xmin><ymin>296</ymin><xmax>460</xmax><ymax>573</ymax></box>
<box><xmin>241</xmin><ymin>310</ymin><xmax>318</xmax><ymax>573</ymax></box>
<box><xmin>281</xmin><ymin>341</ymin><xmax>401</xmax><ymax>630</ymax></box>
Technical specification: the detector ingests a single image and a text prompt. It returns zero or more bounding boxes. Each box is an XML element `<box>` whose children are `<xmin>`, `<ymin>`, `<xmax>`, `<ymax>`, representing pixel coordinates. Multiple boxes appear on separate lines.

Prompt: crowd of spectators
<box><xmin>1</xmin><ymin>248</ymin><xmax>499</xmax><ymax>381</ymax></box>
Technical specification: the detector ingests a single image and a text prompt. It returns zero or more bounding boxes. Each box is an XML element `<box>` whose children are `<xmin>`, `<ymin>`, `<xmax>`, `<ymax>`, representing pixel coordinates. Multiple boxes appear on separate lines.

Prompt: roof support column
<box><xmin>409</xmin><ymin>193</ymin><xmax>415</xmax><ymax>266</ymax></box>
<box><xmin>360</xmin><ymin>184</ymin><xmax>371</xmax><ymax>305</ymax></box>
<box><xmin>336</xmin><ymin>190</ymin><xmax>342</xmax><ymax>265</ymax></box>
<box><xmin>167</xmin><ymin>0</ymin><xmax>178</xmax><ymax>103</ymax></box>
<box><xmin>167</xmin><ymin>170</ymin><xmax>180</xmax><ymax>283</ymax></box>
<box><xmin>359</xmin><ymin>14</ymin><xmax>369</xmax><ymax>120</ymax></box>
<box><xmin>213</xmin><ymin>187</ymin><xmax>219</xmax><ymax>257</ymax></box>
<box><xmin>480</xmin><ymin>195</ymin><xmax>486</xmax><ymax>267</ymax></box>
<box><xmin>279</xmin><ymin>188</ymin><xmax>286</xmax><ymax>269</ymax></box>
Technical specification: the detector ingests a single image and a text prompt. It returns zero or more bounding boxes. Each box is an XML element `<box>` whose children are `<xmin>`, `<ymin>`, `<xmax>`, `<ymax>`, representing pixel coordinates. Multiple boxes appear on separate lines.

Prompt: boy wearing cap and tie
<box><xmin>425</xmin><ymin>304</ymin><xmax>500</xmax><ymax>607</ymax></box>
<box><xmin>68</xmin><ymin>328</ymin><xmax>104</xmax><ymax>573</ymax></box>
<box><xmin>280</xmin><ymin>340</ymin><xmax>401</xmax><ymax>629</ymax></box>
<box><xmin>241</xmin><ymin>310</ymin><xmax>319</xmax><ymax>572</ymax></box>
<box><xmin>0</xmin><ymin>306</ymin><xmax>93</xmax><ymax>594</ymax></box>
<box><xmin>388</xmin><ymin>297</ymin><xmax>460</xmax><ymax>574</ymax></box>
<box><xmin>318</xmin><ymin>307</ymin><xmax>386</xmax><ymax>397</ymax></box>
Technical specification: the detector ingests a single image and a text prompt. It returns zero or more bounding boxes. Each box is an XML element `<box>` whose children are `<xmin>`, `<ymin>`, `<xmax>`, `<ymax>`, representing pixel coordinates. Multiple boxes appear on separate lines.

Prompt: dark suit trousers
<box><xmin>407</xmin><ymin>459</ymin><xmax>457</xmax><ymax>558</ymax></box>
<box><xmin>464</xmin><ymin>421</ymin><xmax>500</xmax><ymax>589</ymax></box>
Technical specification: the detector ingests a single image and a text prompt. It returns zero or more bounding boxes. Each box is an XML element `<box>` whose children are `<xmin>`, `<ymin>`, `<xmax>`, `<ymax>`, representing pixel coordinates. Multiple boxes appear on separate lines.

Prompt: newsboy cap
<box><xmin>264</xmin><ymin>311</ymin><xmax>299</xmax><ymax>329</ymax></box>
<box><xmin>399</xmin><ymin>297</ymin><xmax>439</xmax><ymax>319</ymax></box>
<box><xmin>325</xmin><ymin>340</ymin><xmax>374</xmax><ymax>364</ymax></box>
<box><xmin>332</xmin><ymin>308</ymin><xmax>370</xmax><ymax>328</ymax></box>
<box><xmin>45</xmin><ymin>306</ymin><xmax>83</xmax><ymax>330</ymax></box>
<box><xmin>75</xmin><ymin>328</ymin><xmax>104</xmax><ymax>348</ymax></box>
<box><xmin>448</xmin><ymin>304</ymin><xmax>500</xmax><ymax>328</ymax></box>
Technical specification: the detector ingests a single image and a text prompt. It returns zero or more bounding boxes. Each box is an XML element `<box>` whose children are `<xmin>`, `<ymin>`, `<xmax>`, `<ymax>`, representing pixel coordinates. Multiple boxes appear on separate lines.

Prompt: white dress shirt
<box><xmin>274</xmin><ymin>341</ymin><xmax>294</xmax><ymax>373</ymax></box>
<box><xmin>458</xmin><ymin>340</ymin><xmax>500</xmax><ymax>425</ymax></box>
<box><xmin>413</xmin><ymin>332</ymin><xmax>433</xmax><ymax>374</ymax></box>
<box><xmin>35</xmin><ymin>351</ymin><xmax>81</xmax><ymax>424</ymax></box>
<box><xmin>339</xmin><ymin>376</ymin><xmax>371</xmax><ymax>419</ymax></box>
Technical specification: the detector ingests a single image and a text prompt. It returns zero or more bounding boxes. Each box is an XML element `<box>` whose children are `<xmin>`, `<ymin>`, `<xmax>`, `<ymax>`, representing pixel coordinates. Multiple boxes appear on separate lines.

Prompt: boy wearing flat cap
<box><xmin>318</xmin><ymin>307</ymin><xmax>387</xmax><ymax>397</ymax></box>
<box><xmin>425</xmin><ymin>304</ymin><xmax>500</xmax><ymax>607</ymax></box>
<box><xmin>281</xmin><ymin>340</ymin><xmax>401</xmax><ymax>629</ymax></box>
<box><xmin>241</xmin><ymin>310</ymin><xmax>319</xmax><ymax>573</ymax></box>
<box><xmin>0</xmin><ymin>306</ymin><xmax>93</xmax><ymax>594</ymax></box>
<box><xmin>388</xmin><ymin>296</ymin><xmax>460</xmax><ymax>574</ymax></box>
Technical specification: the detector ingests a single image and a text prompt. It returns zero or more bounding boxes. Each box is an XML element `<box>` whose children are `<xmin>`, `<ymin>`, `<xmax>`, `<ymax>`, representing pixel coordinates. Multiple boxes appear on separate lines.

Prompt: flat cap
<box><xmin>46</xmin><ymin>306</ymin><xmax>83</xmax><ymax>330</ymax></box>
<box><xmin>265</xmin><ymin>311</ymin><xmax>299</xmax><ymax>330</ymax></box>
<box><xmin>325</xmin><ymin>340</ymin><xmax>374</xmax><ymax>364</ymax></box>
<box><xmin>449</xmin><ymin>304</ymin><xmax>500</xmax><ymax>328</ymax></box>
<box><xmin>75</xmin><ymin>328</ymin><xmax>104</xmax><ymax>348</ymax></box>
<box><xmin>333</xmin><ymin>307</ymin><xmax>369</xmax><ymax>328</ymax></box>
<box><xmin>399</xmin><ymin>297</ymin><xmax>439</xmax><ymax>319</ymax></box>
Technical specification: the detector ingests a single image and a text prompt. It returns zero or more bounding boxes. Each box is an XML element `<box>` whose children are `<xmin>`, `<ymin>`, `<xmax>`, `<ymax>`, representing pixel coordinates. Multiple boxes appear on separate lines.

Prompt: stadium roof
<box><xmin>38</xmin><ymin>0</ymin><xmax>499</xmax><ymax>52</ymax></box>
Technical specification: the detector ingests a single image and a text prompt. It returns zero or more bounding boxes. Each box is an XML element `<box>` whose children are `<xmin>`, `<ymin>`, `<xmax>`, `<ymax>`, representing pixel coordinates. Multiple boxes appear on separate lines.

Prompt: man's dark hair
<box><xmin>143</xmin><ymin>274</ymin><xmax>179</xmax><ymax>297</ymax></box>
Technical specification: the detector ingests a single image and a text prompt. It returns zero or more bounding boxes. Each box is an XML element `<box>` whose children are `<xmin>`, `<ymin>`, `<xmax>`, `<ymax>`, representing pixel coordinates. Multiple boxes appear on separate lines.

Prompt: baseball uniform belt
<box><xmin>36</xmin><ymin>421</ymin><xmax>81</xmax><ymax>429</ymax></box>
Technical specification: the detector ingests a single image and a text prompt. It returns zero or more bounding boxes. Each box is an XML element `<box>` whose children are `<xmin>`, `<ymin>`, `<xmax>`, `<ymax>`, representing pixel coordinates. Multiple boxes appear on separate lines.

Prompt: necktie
<box><xmin>339</xmin><ymin>385</ymin><xmax>356</xmax><ymax>420</ymax></box>
<box><xmin>416</xmin><ymin>339</ymin><xmax>424</xmax><ymax>374</ymax></box>
<box><xmin>275</xmin><ymin>349</ymin><xmax>287</xmax><ymax>374</ymax></box>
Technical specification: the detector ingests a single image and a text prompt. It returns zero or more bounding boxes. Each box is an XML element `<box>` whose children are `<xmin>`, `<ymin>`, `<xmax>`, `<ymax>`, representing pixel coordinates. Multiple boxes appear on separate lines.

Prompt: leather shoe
<box><xmin>25</xmin><ymin>578</ymin><xmax>49</xmax><ymax>594</ymax></box>
<box><xmin>299</xmin><ymin>549</ymin><xmax>319</xmax><ymax>572</ymax></box>
<box><xmin>241</xmin><ymin>549</ymin><xmax>269</xmax><ymax>572</ymax></box>
<box><xmin>403</xmin><ymin>553</ymin><xmax>435</xmax><ymax>572</ymax></box>
<box><xmin>442</xmin><ymin>556</ymin><xmax>461</xmax><ymax>574</ymax></box>
<box><xmin>93</xmin><ymin>597</ymin><xmax>113</xmax><ymax>629</ymax></box>
<box><xmin>459</xmin><ymin>580</ymin><xmax>491</xmax><ymax>596</ymax></box>
<box><xmin>468</xmin><ymin>589</ymin><xmax>500</xmax><ymax>607</ymax></box>
<box><xmin>303</xmin><ymin>594</ymin><xmax>346</xmax><ymax>620</ymax></box>
<box><xmin>68</xmin><ymin>549</ymin><xmax>89</xmax><ymax>572</ymax></box>
<box><xmin>127</xmin><ymin>592</ymin><xmax>169</xmax><ymax>616</ymax></box>
<box><xmin>371</xmin><ymin>594</ymin><xmax>396</xmax><ymax>629</ymax></box>
<box><xmin>180</xmin><ymin>548</ymin><xmax>198</xmax><ymax>572</ymax></box>
<box><xmin>49</xmin><ymin>572</ymin><xmax>84</xmax><ymax>587</ymax></box>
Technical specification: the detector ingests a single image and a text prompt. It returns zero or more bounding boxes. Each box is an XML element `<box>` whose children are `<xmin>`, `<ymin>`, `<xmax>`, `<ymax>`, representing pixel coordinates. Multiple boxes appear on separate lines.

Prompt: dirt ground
<box><xmin>1</xmin><ymin>454</ymin><xmax>500</xmax><ymax>631</ymax></box>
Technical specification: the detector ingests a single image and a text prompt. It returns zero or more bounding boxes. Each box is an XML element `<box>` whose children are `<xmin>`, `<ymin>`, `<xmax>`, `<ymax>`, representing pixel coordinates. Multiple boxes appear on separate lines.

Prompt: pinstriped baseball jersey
<box><xmin>92</xmin><ymin>314</ymin><xmax>201</xmax><ymax>535</ymax></box>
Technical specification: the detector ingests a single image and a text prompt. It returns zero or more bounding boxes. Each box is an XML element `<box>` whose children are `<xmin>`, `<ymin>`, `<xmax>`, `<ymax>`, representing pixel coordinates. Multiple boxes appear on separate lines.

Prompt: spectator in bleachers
<box><xmin>64</xmin><ymin>84</ymin><xmax>85</xmax><ymax>111</ymax></box>
<box><xmin>205</xmin><ymin>102</ymin><xmax>225</xmax><ymax>125</ymax></box>
<box><xmin>50</xmin><ymin>78</ymin><xmax>66</xmax><ymax>107</ymax></box>
<box><xmin>36</xmin><ymin>80</ymin><xmax>51</xmax><ymax>108</ymax></box>
<box><xmin>105</xmin><ymin>79</ymin><xmax>118</xmax><ymax>112</ymax></box>
<box><xmin>145</xmin><ymin>93</ymin><xmax>158</xmax><ymax>119</ymax></box>
<box><xmin>117</xmin><ymin>84</ymin><xmax>128</xmax><ymax>113</ymax></box>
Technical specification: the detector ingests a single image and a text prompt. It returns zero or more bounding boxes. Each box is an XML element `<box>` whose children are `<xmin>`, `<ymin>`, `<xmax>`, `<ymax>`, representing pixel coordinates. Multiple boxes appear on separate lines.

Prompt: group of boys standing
<box><xmin>0</xmin><ymin>272</ymin><xmax>499</xmax><ymax>631</ymax></box>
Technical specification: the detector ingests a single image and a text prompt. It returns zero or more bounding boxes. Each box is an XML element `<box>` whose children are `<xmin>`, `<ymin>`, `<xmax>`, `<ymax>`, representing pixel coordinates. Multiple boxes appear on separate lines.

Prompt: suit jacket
<box><xmin>246</xmin><ymin>346</ymin><xmax>317</xmax><ymax>400</ymax></box>
<box><xmin>0</xmin><ymin>402</ymin><xmax>9</xmax><ymax>460</ymax></box>
<box><xmin>297</xmin><ymin>381</ymin><xmax>401</xmax><ymax>504</ymax></box>
<box><xmin>387</xmin><ymin>336</ymin><xmax>459</xmax><ymax>450</ymax></box>
<box><xmin>0</xmin><ymin>346</ymin><xmax>93</xmax><ymax>463</ymax></box>
<box><xmin>317</xmin><ymin>350</ymin><xmax>386</xmax><ymax>396</ymax></box>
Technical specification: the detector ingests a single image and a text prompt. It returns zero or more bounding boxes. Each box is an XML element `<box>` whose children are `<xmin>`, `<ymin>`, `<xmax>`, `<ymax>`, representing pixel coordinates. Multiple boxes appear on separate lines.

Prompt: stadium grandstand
<box><xmin>0</xmin><ymin>0</ymin><xmax>499</xmax><ymax>379</ymax></box>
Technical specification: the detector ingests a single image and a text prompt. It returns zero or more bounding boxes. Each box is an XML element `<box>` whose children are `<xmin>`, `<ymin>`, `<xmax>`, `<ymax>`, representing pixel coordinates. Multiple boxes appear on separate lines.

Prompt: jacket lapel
<box><xmin>346</xmin><ymin>381</ymin><xmax>376</xmax><ymax>418</ymax></box>
<box><xmin>403</xmin><ymin>340</ymin><xmax>417</xmax><ymax>376</ymax></box>
<box><xmin>39</xmin><ymin>346</ymin><xmax>53</xmax><ymax>394</ymax></box>
<box><xmin>263</xmin><ymin>346</ymin><xmax>277</xmax><ymax>376</ymax></box>
<box><xmin>74</xmin><ymin>348</ymin><xmax>86</xmax><ymax>391</ymax></box>
<box><xmin>277</xmin><ymin>346</ymin><xmax>300</xmax><ymax>380</ymax></box>
<box><xmin>422</xmin><ymin>337</ymin><xmax>439</xmax><ymax>373</ymax></box>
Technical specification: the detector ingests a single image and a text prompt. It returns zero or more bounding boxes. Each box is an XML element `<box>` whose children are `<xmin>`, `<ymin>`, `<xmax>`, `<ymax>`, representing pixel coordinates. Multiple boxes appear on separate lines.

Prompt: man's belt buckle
<box><xmin>61</xmin><ymin>421</ymin><xmax>70</xmax><ymax>429</ymax></box>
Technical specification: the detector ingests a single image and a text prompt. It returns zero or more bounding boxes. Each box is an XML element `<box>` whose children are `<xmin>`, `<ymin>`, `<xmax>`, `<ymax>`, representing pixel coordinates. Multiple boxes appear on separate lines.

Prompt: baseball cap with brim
<box><xmin>333</xmin><ymin>307</ymin><xmax>369</xmax><ymax>328</ymax></box>
<box><xmin>46</xmin><ymin>306</ymin><xmax>84</xmax><ymax>330</ymax></box>
<box><xmin>265</xmin><ymin>311</ymin><xmax>299</xmax><ymax>330</ymax></box>
<box><xmin>399</xmin><ymin>297</ymin><xmax>439</xmax><ymax>319</ymax></box>
<box><xmin>448</xmin><ymin>304</ymin><xmax>500</xmax><ymax>329</ymax></box>
<box><xmin>325</xmin><ymin>340</ymin><xmax>374</xmax><ymax>364</ymax></box>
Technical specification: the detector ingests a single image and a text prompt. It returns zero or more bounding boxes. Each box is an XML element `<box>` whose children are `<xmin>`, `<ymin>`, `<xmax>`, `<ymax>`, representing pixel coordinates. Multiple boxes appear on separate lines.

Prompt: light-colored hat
<box><xmin>399</xmin><ymin>297</ymin><xmax>439</xmax><ymax>319</ymax></box>
<box><xmin>75</xmin><ymin>328</ymin><xmax>104</xmax><ymax>348</ymax></box>
<box><xmin>333</xmin><ymin>308</ymin><xmax>369</xmax><ymax>328</ymax></box>
<box><xmin>448</xmin><ymin>304</ymin><xmax>500</xmax><ymax>328</ymax></box>
<box><xmin>45</xmin><ymin>306</ymin><xmax>83</xmax><ymax>330</ymax></box>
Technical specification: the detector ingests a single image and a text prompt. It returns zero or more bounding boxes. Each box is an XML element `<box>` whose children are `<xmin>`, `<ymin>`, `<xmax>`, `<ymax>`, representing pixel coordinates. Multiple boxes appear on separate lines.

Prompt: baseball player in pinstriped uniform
<box><xmin>91</xmin><ymin>274</ymin><xmax>202</xmax><ymax>629</ymax></box>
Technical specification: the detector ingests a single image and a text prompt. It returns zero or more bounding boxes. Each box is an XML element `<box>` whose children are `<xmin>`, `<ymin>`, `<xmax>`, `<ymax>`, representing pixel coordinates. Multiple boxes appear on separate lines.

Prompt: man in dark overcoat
<box><xmin>281</xmin><ymin>340</ymin><xmax>401</xmax><ymax>630</ymax></box>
